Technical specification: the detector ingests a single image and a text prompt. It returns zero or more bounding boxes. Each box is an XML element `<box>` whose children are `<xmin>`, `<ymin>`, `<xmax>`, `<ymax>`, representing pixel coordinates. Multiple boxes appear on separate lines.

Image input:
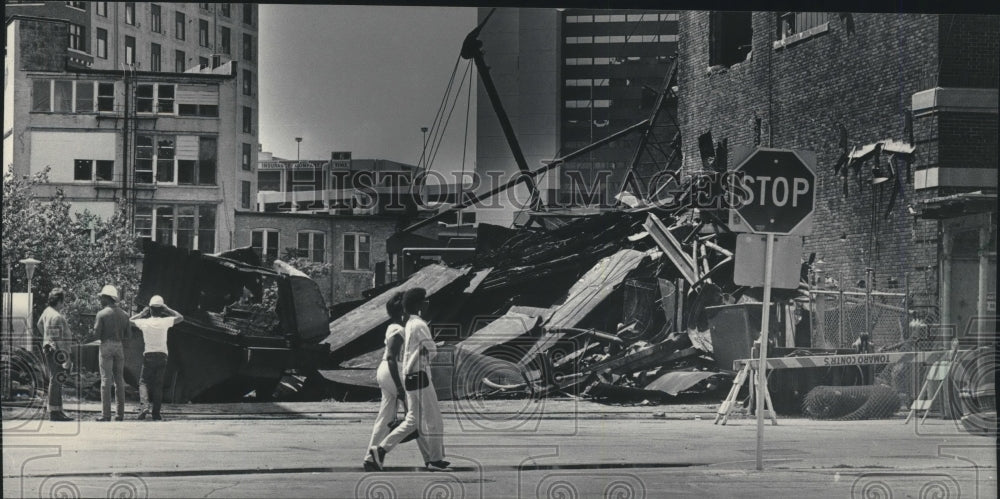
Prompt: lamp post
<box><xmin>19</xmin><ymin>257</ymin><xmax>40</xmax><ymax>353</ymax></box>
<box><xmin>292</xmin><ymin>137</ymin><xmax>303</xmax><ymax>212</ymax></box>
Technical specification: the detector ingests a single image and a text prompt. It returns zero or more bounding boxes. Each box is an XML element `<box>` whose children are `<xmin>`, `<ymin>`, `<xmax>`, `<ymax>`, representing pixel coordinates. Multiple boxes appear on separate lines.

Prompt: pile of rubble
<box><xmin>321</xmin><ymin>205</ymin><xmax>810</xmax><ymax>405</ymax></box>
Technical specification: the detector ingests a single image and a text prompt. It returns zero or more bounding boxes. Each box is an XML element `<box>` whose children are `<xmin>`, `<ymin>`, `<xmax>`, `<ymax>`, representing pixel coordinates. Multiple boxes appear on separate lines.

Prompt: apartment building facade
<box><xmin>5</xmin><ymin>2</ymin><xmax>260</xmax><ymax>231</ymax></box>
<box><xmin>5</xmin><ymin>15</ymin><xmax>245</xmax><ymax>251</ymax></box>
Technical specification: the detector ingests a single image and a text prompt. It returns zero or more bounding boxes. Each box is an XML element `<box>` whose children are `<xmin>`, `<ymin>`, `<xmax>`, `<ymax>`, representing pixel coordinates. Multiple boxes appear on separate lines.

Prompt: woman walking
<box><xmin>368</xmin><ymin>287</ymin><xmax>449</xmax><ymax>472</ymax></box>
<box><xmin>362</xmin><ymin>292</ymin><xmax>413</xmax><ymax>471</ymax></box>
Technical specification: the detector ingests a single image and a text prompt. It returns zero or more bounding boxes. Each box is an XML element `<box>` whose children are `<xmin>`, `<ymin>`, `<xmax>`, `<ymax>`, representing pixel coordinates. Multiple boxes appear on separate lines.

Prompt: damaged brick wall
<box><xmin>17</xmin><ymin>17</ymin><xmax>69</xmax><ymax>72</ymax></box>
<box><xmin>676</xmin><ymin>12</ymin><xmax>981</xmax><ymax>315</ymax></box>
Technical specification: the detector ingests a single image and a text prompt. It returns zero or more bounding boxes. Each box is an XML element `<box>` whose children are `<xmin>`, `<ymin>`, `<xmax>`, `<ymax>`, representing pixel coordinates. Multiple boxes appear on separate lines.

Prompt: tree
<box><xmin>2</xmin><ymin>168</ymin><xmax>142</xmax><ymax>342</ymax></box>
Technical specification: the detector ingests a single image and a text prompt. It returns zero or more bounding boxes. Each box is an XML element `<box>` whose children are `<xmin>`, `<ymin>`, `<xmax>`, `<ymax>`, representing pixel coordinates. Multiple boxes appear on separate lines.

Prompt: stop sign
<box><xmin>731</xmin><ymin>148</ymin><xmax>815</xmax><ymax>235</ymax></box>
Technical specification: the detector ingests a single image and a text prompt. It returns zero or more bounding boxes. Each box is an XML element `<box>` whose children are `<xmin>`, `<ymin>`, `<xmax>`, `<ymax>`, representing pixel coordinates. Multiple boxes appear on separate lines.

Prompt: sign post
<box><xmin>728</xmin><ymin>148</ymin><xmax>816</xmax><ymax>471</ymax></box>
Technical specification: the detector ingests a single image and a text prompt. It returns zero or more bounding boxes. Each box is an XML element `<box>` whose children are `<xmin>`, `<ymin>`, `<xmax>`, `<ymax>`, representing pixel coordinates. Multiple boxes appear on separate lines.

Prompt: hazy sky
<box><xmin>258</xmin><ymin>5</ymin><xmax>478</xmax><ymax>176</ymax></box>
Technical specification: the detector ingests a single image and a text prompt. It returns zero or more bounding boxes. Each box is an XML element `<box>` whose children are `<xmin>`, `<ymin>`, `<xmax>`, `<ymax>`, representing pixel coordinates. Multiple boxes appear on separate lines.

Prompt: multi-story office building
<box><xmin>5</xmin><ymin>2</ymin><xmax>260</xmax><ymax>239</ymax></box>
<box><xmin>473</xmin><ymin>7</ymin><xmax>678</xmax><ymax>226</ymax></box>
<box><xmin>5</xmin><ymin>15</ymin><xmax>244</xmax><ymax>251</ymax></box>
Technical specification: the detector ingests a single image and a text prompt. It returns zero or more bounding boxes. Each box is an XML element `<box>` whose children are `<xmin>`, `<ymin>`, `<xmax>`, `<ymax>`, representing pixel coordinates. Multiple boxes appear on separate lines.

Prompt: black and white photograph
<box><xmin>2</xmin><ymin>1</ymin><xmax>997</xmax><ymax>497</ymax></box>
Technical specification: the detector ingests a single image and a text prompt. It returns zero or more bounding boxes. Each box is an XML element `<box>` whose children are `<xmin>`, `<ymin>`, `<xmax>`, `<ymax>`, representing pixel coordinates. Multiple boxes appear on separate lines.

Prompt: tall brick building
<box><xmin>677</xmin><ymin>12</ymin><xmax>997</xmax><ymax>332</ymax></box>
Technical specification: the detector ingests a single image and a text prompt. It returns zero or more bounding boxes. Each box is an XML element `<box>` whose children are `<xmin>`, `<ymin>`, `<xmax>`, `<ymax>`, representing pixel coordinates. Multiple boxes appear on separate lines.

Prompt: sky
<box><xmin>258</xmin><ymin>5</ymin><xmax>478</xmax><ymax>179</ymax></box>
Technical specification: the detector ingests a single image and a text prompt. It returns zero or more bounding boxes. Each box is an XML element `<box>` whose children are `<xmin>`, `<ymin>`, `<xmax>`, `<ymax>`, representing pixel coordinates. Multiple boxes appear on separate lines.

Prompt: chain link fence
<box><xmin>809</xmin><ymin>288</ymin><xmax>909</xmax><ymax>350</ymax></box>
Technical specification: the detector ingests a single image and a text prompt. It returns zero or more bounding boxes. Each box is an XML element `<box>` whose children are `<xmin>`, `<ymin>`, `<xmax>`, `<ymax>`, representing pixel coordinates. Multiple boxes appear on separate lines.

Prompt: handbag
<box><xmin>387</xmin><ymin>396</ymin><xmax>419</xmax><ymax>443</ymax></box>
<box><xmin>404</xmin><ymin>371</ymin><xmax>430</xmax><ymax>391</ymax></box>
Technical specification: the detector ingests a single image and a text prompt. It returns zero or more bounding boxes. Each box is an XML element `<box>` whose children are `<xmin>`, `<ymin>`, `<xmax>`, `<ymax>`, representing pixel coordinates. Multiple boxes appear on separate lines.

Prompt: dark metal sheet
<box><xmin>518</xmin><ymin>249</ymin><xmax>651</xmax><ymax>366</ymax></box>
<box><xmin>457</xmin><ymin>309</ymin><xmax>543</xmax><ymax>355</ymax></box>
<box><xmin>321</xmin><ymin>264</ymin><xmax>468</xmax><ymax>353</ymax></box>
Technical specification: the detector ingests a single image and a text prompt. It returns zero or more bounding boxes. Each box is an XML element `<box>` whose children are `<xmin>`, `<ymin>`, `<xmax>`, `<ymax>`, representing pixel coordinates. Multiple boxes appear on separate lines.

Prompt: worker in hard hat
<box><xmin>130</xmin><ymin>295</ymin><xmax>184</xmax><ymax>421</ymax></box>
<box><xmin>93</xmin><ymin>284</ymin><xmax>130</xmax><ymax>421</ymax></box>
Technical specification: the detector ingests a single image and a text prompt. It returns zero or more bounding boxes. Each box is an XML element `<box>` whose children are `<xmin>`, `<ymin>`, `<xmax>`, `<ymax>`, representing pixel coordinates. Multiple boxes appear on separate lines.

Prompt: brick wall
<box><xmin>18</xmin><ymin>17</ymin><xmax>68</xmax><ymax>72</ymax></box>
<box><xmin>938</xmin><ymin>14</ymin><xmax>1000</xmax><ymax>88</ymax></box>
<box><xmin>234</xmin><ymin>212</ymin><xmax>398</xmax><ymax>305</ymax></box>
<box><xmin>678</xmin><ymin>12</ymin><xmax>947</xmax><ymax>310</ymax></box>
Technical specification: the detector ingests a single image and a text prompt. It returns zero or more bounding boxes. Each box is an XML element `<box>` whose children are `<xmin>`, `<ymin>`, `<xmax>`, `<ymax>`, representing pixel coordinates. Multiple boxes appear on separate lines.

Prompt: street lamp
<box><xmin>292</xmin><ymin>137</ymin><xmax>303</xmax><ymax>212</ymax></box>
<box><xmin>19</xmin><ymin>256</ymin><xmax>40</xmax><ymax>352</ymax></box>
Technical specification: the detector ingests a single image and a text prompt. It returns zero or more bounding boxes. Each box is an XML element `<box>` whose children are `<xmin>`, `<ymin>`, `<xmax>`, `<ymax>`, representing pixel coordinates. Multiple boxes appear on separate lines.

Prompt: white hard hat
<box><xmin>100</xmin><ymin>285</ymin><xmax>119</xmax><ymax>301</ymax></box>
<box><xmin>149</xmin><ymin>295</ymin><xmax>165</xmax><ymax>307</ymax></box>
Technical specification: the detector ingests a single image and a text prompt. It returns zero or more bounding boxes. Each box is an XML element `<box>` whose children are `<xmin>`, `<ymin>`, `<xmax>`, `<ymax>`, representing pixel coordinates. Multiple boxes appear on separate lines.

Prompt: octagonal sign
<box><xmin>731</xmin><ymin>148</ymin><xmax>815</xmax><ymax>235</ymax></box>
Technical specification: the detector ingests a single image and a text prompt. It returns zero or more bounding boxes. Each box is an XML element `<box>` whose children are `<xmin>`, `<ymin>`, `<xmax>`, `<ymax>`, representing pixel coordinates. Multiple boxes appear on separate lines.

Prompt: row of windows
<box><xmin>565</xmin><ymin>57</ymin><xmax>632</xmax><ymax>66</ymax></box>
<box><xmin>565</xmin><ymin>99</ymin><xmax>612</xmax><ymax>108</ymax></box>
<box><xmin>136</xmin><ymin>204</ymin><xmax>217</xmax><ymax>253</ymax></box>
<box><xmin>31</xmin><ymin>80</ymin><xmax>115</xmax><ymax>113</ymax></box>
<box><xmin>565</xmin><ymin>13</ymin><xmax>678</xmax><ymax>23</ymax></box>
<box><xmin>250</xmin><ymin>230</ymin><xmax>371</xmax><ymax>269</ymax></box>
<box><xmin>565</xmin><ymin>79</ymin><xmax>610</xmax><ymax>87</ymax></box>
<box><xmin>82</xmin><ymin>7</ymin><xmax>256</xmax><ymax>67</ymax></box>
<box><xmin>106</xmin><ymin>2</ymin><xmax>254</xmax><ymax>28</ymax></box>
<box><xmin>565</xmin><ymin>34</ymin><xmax>678</xmax><ymax>44</ymax></box>
<box><xmin>135</xmin><ymin>134</ymin><xmax>217</xmax><ymax>185</ymax></box>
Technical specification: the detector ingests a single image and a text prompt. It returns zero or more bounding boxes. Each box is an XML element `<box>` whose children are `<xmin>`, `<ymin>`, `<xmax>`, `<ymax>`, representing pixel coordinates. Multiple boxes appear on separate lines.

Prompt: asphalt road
<box><xmin>2</xmin><ymin>401</ymin><xmax>996</xmax><ymax>498</ymax></box>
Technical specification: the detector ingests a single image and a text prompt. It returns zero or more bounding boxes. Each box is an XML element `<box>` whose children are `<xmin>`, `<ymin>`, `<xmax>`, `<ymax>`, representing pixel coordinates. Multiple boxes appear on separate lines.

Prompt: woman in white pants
<box><xmin>362</xmin><ymin>292</ymin><xmax>415</xmax><ymax>471</ymax></box>
<box><xmin>369</xmin><ymin>287</ymin><xmax>449</xmax><ymax>472</ymax></box>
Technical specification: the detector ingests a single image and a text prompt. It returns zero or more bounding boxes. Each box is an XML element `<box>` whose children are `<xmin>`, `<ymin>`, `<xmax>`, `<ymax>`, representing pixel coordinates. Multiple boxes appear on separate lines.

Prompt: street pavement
<box><xmin>2</xmin><ymin>400</ymin><xmax>996</xmax><ymax>498</ymax></box>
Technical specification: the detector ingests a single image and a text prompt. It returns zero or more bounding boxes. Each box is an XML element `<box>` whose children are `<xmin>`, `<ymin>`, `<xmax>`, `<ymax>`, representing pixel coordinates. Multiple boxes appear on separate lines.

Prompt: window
<box><xmin>156</xmin><ymin>137</ymin><xmax>175</xmax><ymax>182</ymax></box>
<box><xmin>258</xmin><ymin>171</ymin><xmax>280</xmax><ymax>191</ymax></box>
<box><xmin>199</xmin><ymin>19</ymin><xmax>210</xmax><ymax>47</ymax></box>
<box><xmin>33</xmin><ymin>80</ymin><xmax>110</xmax><ymax>113</ymax></box>
<box><xmin>709</xmin><ymin>11</ymin><xmax>752</xmax><ymax>67</ymax></box>
<box><xmin>175</xmin><ymin>11</ymin><xmax>185</xmax><ymax>40</ymax></box>
<box><xmin>199</xmin><ymin>3</ymin><xmax>211</xmax><ymax>10</ymax></box>
<box><xmin>175</xmin><ymin>137</ymin><xmax>218</xmax><ymax>185</ymax></box>
<box><xmin>135</xmin><ymin>84</ymin><xmax>174</xmax><ymax>113</ymax></box>
<box><xmin>66</xmin><ymin>1</ymin><xmax>86</xmax><ymax>10</ymax></box>
<box><xmin>242</xmin><ymin>34</ymin><xmax>254</xmax><ymax>62</ymax></box>
<box><xmin>243</xmin><ymin>4</ymin><xmax>254</xmax><ymax>25</ymax></box>
<box><xmin>175</xmin><ymin>50</ymin><xmax>186</xmax><ymax>72</ymax></box>
<box><xmin>150</xmin><ymin>43</ymin><xmax>161</xmax><ymax>72</ymax></box>
<box><xmin>75</xmin><ymin>82</ymin><xmax>94</xmax><ymax>112</ymax></box>
<box><xmin>96</xmin><ymin>28</ymin><xmax>108</xmax><ymax>58</ymax></box>
<box><xmin>68</xmin><ymin>23</ymin><xmax>85</xmax><ymax>51</ymax></box>
<box><xmin>252</xmin><ymin>229</ymin><xmax>279</xmax><ymax>263</ymax></box>
<box><xmin>343</xmin><ymin>233</ymin><xmax>371</xmax><ymax>271</ymax></box>
<box><xmin>242</xmin><ymin>69</ymin><xmax>253</xmax><ymax>95</ymax></box>
<box><xmin>298</xmin><ymin>232</ymin><xmax>325</xmax><ymax>262</ymax></box>
<box><xmin>242</xmin><ymin>106</ymin><xmax>252</xmax><ymax>133</ymax></box>
<box><xmin>125</xmin><ymin>2</ymin><xmax>135</xmax><ymax>25</ymax></box>
<box><xmin>97</xmin><ymin>83</ymin><xmax>114</xmax><ymax>111</ymax></box>
<box><xmin>125</xmin><ymin>36</ymin><xmax>136</xmax><ymax>65</ymax></box>
<box><xmin>199</xmin><ymin>56</ymin><xmax>209</xmax><ymax>68</ymax></box>
<box><xmin>778</xmin><ymin>12</ymin><xmax>825</xmax><ymax>39</ymax></box>
<box><xmin>136</xmin><ymin>204</ymin><xmax>216</xmax><ymax>252</ymax></box>
<box><xmin>73</xmin><ymin>159</ymin><xmax>114</xmax><ymax>181</ymax></box>
<box><xmin>177</xmin><ymin>103</ymin><xmax>218</xmax><ymax>117</ymax></box>
<box><xmin>242</xmin><ymin>143</ymin><xmax>253</xmax><ymax>170</ymax></box>
<box><xmin>151</xmin><ymin>4</ymin><xmax>162</xmax><ymax>33</ymax></box>
<box><xmin>198</xmin><ymin>136</ymin><xmax>217</xmax><ymax>185</ymax></box>
<box><xmin>96</xmin><ymin>2</ymin><xmax>107</xmax><ymax>16</ymax></box>
<box><xmin>220</xmin><ymin>26</ymin><xmax>231</xmax><ymax>54</ymax></box>
<box><xmin>135</xmin><ymin>133</ymin><xmax>183</xmax><ymax>184</ymax></box>
<box><xmin>220</xmin><ymin>3</ymin><xmax>231</xmax><ymax>17</ymax></box>
<box><xmin>241</xmin><ymin>181</ymin><xmax>252</xmax><ymax>209</ymax></box>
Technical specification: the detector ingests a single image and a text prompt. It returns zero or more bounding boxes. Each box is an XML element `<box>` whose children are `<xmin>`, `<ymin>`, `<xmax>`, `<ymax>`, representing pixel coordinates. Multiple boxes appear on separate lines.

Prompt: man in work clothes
<box><xmin>38</xmin><ymin>288</ymin><xmax>74</xmax><ymax>422</ymax></box>
<box><xmin>94</xmin><ymin>285</ymin><xmax>130</xmax><ymax>421</ymax></box>
<box><xmin>130</xmin><ymin>295</ymin><xmax>183</xmax><ymax>421</ymax></box>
